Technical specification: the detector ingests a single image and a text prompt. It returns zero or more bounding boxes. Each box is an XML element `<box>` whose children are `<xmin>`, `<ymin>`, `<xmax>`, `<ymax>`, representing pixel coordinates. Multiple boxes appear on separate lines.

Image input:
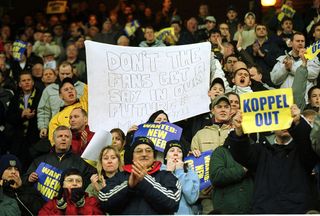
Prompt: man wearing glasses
<box><xmin>99</xmin><ymin>136</ymin><xmax>182</xmax><ymax>214</ymax></box>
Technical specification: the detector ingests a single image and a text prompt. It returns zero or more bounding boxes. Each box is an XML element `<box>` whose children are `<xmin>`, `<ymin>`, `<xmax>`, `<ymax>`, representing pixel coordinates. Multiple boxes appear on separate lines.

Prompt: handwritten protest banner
<box><xmin>35</xmin><ymin>162</ymin><xmax>63</xmax><ymax>201</ymax></box>
<box><xmin>46</xmin><ymin>0</ymin><xmax>67</xmax><ymax>14</ymax></box>
<box><xmin>240</xmin><ymin>88</ymin><xmax>293</xmax><ymax>134</ymax></box>
<box><xmin>133</xmin><ymin>122</ymin><xmax>182</xmax><ymax>152</ymax></box>
<box><xmin>85</xmin><ymin>41</ymin><xmax>211</xmax><ymax>132</ymax></box>
<box><xmin>12</xmin><ymin>40</ymin><xmax>27</xmax><ymax>61</ymax></box>
<box><xmin>185</xmin><ymin>150</ymin><xmax>212</xmax><ymax>191</ymax></box>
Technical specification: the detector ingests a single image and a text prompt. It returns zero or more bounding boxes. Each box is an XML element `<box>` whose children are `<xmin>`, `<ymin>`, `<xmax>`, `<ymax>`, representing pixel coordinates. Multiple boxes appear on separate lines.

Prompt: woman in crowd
<box><xmin>86</xmin><ymin>146</ymin><xmax>122</xmax><ymax>197</ymax></box>
<box><xmin>161</xmin><ymin>140</ymin><xmax>200</xmax><ymax>214</ymax></box>
<box><xmin>110</xmin><ymin>128</ymin><xmax>126</xmax><ymax>165</ymax></box>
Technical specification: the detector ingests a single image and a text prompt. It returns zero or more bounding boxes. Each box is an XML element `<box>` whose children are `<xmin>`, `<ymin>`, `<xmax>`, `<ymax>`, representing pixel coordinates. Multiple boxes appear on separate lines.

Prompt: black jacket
<box><xmin>99</xmin><ymin>162</ymin><xmax>181</xmax><ymax>215</ymax></box>
<box><xmin>23</xmin><ymin>149</ymin><xmax>95</xmax><ymax>189</ymax></box>
<box><xmin>226</xmin><ymin>117</ymin><xmax>319</xmax><ymax>213</ymax></box>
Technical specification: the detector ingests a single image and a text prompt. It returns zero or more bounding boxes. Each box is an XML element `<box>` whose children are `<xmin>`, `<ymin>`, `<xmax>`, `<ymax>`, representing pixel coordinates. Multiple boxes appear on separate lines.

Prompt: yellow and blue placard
<box><xmin>305</xmin><ymin>40</ymin><xmax>320</xmax><ymax>60</ymax></box>
<box><xmin>277</xmin><ymin>5</ymin><xmax>296</xmax><ymax>21</ymax></box>
<box><xmin>133</xmin><ymin>122</ymin><xmax>182</xmax><ymax>152</ymax></box>
<box><xmin>184</xmin><ymin>150</ymin><xmax>212</xmax><ymax>191</ymax></box>
<box><xmin>12</xmin><ymin>40</ymin><xmax>27</xmax><ymax>61</ymax></box>
<box><xmin>240</xmin><ymin>88</ymin><xmax>293</xmax><ymax>134</ymax></box>
<box><xmin>35</xmin><ymin>162</ymin><xmax>63</xmax><ymax>201</ymax></box>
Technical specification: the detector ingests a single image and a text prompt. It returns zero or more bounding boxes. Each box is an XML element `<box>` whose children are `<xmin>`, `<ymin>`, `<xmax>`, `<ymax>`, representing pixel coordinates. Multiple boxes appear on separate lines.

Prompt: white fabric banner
<box><xmin>85</xmin><ymin>41</ymin><xmax>211</xmax><ymax>132</ymax></box>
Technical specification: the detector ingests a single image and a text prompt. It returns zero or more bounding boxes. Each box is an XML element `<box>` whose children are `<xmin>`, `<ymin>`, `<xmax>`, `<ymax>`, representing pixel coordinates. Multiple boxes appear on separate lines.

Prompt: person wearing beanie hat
<box><xmin>0</xmin><ymin>154</ymin><xmax>46</xmax><ymax>215</ymax></box>
<box><xmin>124</xmin><ymin>110</ymin><xmax>169</xmax><ymax>165</ymax></box>
<box><xmin>39</xmin><ymin>168</ymin><xmax>103</xmax><ymax>215</ymax></box>
<box><xmin>99</xmin><ymin>136</ymin><xmax>181</xmax><ymax>214</ymax></box>
<box><xmin>161</xmin><ymin>140</ymin><xmax>200</xmax><ymax>214</ymax></box>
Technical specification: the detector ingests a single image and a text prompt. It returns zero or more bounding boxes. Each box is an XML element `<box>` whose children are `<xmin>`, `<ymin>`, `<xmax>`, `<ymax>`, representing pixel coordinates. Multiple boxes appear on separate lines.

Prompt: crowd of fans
<box><xmin>1</xmin><ymin>0</ymin><xmax>320</xmax><ymax>214</ymax></box>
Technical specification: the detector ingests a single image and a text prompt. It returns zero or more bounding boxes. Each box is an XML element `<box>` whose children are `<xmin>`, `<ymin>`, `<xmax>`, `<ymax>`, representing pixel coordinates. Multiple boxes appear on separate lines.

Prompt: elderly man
<box><xmin>24</xmin><ymin>126</ymin><xmax>94</xmax><ymax>190</ymax></box>
<box><xmin>99</xmin><ymin>137</ymin><xmax>181</xmax><ymax>214</ymax></box>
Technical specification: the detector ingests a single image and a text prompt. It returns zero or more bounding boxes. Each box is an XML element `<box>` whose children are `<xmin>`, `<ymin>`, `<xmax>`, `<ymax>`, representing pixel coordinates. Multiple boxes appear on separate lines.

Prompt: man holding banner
<box><xmin>23</xmin><ymin>126</ymin><xmax>94</xmax><ymax>202</ymax></box>
<box><xmin>225</xmin><ymin>104</ymin><xmax>319</xmax><ymax>213</ymax></box>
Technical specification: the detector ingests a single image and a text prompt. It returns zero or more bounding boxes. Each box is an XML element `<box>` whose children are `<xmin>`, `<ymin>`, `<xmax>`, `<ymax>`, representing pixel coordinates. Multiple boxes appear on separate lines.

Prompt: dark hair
<box><xmin>225</xmin><ymin>91</ymin><xmax>240</xmax><ymax>103</ymax></box>
<box><xmin>291</xmin><ymin>32</ymin><xmax>305</xmax><ymax>41</ymax></box>
<box><xmin>247</xmin><ymin>64</ymin><xmax>263</xmax><ymax>75</ymax></box>
<box><xmin>280</xmin><ymin>16</ymin><xmax>293</xmax><ymax>26</ymax></box>
<box><xmin>110</xmin><ymin>128</ymin><xmax>126</xmax><ymax>142</ymax></box>
<box><xmin>19</xmin><ymin>71</ymin><xmax>33</xmax><ymax>82</ymax></box>
<box><xmin>308</xmin><ymin>85</ymin><xmax>320</xmax><ymax>101</ymax></box>
<box><xmin>312</xmin><ymin>21</ymin><xmax>320</xmax><ymax>34</ymax></box>
<box><xmin>209</xmin><ymin>28</ymin><xmax>221</xmax><ymax>36</ymax></box>
<box><xmin>147</xmin><ymin>110</ymin><xmax>169</xmax><ymax>123</ymax></box>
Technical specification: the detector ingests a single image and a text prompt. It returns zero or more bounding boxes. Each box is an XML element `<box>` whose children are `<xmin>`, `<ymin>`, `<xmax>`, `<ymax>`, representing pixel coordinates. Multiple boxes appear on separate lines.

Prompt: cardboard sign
<box><xmin>133</xmin><ymin>122</ymin><xmax>182</xmax><ymax>152</ymax></box>
<box><xmin>35</xmin><ymin>162</ymin><xmax>63</xmax><ymax>201</ymax></box>
<box><xmin>85</xmin><ymin>41</ymin><xmax>211</xmax><ymax>132</ymax></box>
<box><xmin>47</xmin><ymin>0</ymin><xmax>67</xmax><ymax>14</ymax></box>
<box><xmin>184</xmin><ymin>150</ymin><xmax>212</xmax><ymax>191</ymax></box>
<box><xmin>240</xmin><ymin>88</ymin><xmax>293</xmax><ymax>134</ymax></box>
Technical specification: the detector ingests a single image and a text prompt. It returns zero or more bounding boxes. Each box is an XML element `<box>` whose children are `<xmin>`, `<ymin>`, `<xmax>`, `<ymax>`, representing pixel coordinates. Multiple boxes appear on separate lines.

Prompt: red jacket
<box><xmin>38</xmin><ymin>194</ymin><xmax>103</xmax><ymax>215</ymax></box>
<box><xmin>71</xmin><ymin>126</ymin><xmax>94</xmax><ymax>155</ymax></box>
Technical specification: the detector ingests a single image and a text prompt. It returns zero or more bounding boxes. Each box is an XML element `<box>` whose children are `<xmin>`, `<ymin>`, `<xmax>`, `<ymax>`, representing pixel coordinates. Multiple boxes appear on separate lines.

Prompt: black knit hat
<box><xmin>147</xmin><ymin>110</ymin><xmax>170</xmax><ymax>123</ymax></box>
<box><xmin>0</xmin><ymin>154</ymin><xmax>22</xmax><ymax>177</ymax></box>
<box><xmin>163</xmin><ymin>140</ymin><xmax>187</xmax><ymax>164</ymax></box>
<box><xmin>127</xmin><ymin>137</ymin><xmax>155</xmax><ymax>164</ymax></box>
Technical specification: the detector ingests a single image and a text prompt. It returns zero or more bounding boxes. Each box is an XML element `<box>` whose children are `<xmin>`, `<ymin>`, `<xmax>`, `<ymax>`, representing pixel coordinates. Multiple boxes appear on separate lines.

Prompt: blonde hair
<box><xmin>96</xmin><ymin>146</ymin><xmax>122</xmax><ymax>180</ymax></box>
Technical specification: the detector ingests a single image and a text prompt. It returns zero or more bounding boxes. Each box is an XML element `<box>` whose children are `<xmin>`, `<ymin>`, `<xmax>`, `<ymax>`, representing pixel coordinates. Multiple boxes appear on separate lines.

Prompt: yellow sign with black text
<box><xmin>240</xmin><ymin>88</ymin><xmax>293</xmax><ymax>134</ymax></box>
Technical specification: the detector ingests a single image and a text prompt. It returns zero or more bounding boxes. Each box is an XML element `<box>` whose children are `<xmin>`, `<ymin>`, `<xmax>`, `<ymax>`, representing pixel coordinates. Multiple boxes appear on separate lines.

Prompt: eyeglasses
<box><xmin>133</xmin><ymin>148</ymin><xmax>154</xmax><ymax>155</ymax></box>
<box><xmin>64</xmin><ymin>178</ymin><xmax>82</xmax><ymax>184</ymax></box>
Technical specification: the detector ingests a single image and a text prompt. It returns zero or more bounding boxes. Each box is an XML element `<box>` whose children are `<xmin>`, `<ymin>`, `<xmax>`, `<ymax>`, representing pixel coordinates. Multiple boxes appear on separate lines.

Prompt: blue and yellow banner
<box><xmin>133</xmin><ymin>122</ymin><xmax>182</xmax><ymax>152</ymax></box>
<box><xmin>240</xmin><ymin>88</ymin><xmax>293</xmax><ymax>134</ymax></box>
<box><xmin>12</xmin><ymin>40</ymin><xmax>27</xmax><ymax>61</ymax></box>
<box><xmin>35</xmin><ymin>162</ymin><xmax>63</xmax><ymax>201</ymax></box>
<box><xmin>277</xmin><ymin>4</ymin><xmax>296</xmax><ymax>21</ymax></box>
<box><xmin>305</xmin><ymin>40</ymin><xmax>320</xmax><ymax>60</ymax></box>
<box><xmin>184</xmin><ymin>150</ymin><xmax>212</xmax><ymax>191</ymax></box>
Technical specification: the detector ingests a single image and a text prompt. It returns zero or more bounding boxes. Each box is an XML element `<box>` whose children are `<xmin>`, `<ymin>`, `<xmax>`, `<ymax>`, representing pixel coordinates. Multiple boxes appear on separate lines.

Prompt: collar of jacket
<box><xmin>122</xmin><ymin>161</ymin><xmax>162</xmax><ymax>175</ymax></box>
<box><xmin>59</xmin><ymin>99</ymin><xmax>80</xmax><ymax>112</ymax></box>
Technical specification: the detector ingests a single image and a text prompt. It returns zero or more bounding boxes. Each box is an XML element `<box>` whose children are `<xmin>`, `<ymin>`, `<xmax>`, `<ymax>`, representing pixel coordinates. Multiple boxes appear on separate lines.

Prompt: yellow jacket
<box><xmin>48</xmin><ymin>85</ymin><xmax>88</xmax><ymax>144</ymax></box>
